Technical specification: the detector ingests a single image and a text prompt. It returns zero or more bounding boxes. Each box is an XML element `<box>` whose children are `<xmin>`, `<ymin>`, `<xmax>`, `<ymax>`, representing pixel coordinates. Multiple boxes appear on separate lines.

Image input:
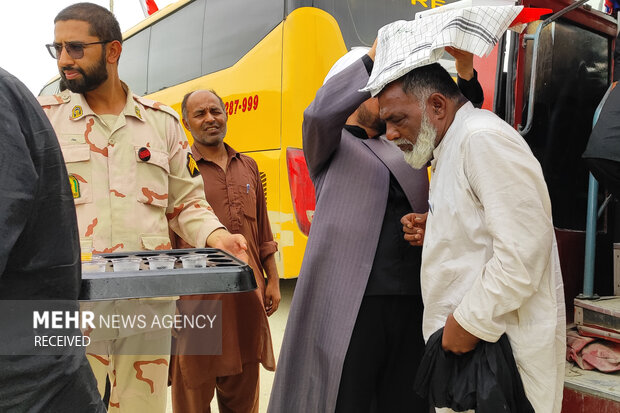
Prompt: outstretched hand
<box><xmin>206</xmin><ymin>229</ymin><xmax>249</xmax><ymax>263</ymax></box>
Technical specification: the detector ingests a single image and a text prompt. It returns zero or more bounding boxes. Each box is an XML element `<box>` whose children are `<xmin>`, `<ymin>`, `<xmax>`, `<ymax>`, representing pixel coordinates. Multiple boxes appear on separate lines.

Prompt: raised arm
<box><xmin>445</xmin><ymin>46</ymin><xmax>484</xmax><ymax>108</ymax></box>
<box><xmin>302</xmin><ymin>49</ymin><xmax>375</xmax><ymax>177</ymax></box>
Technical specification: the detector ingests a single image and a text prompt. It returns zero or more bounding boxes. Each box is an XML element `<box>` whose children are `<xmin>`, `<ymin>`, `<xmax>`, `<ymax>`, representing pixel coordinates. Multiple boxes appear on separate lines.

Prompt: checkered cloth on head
<box><xmin>361</xmin><ymin>5</ymin><xmax>523</xmax><ymax>96</ymax></box>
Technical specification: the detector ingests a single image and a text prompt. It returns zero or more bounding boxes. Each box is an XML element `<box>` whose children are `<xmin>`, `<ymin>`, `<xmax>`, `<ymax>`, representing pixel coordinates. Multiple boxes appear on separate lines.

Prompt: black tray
<box><xmin>79</xmin><ymin>248</ymin><xmax>256</xmax><ymax>301</ymax></box>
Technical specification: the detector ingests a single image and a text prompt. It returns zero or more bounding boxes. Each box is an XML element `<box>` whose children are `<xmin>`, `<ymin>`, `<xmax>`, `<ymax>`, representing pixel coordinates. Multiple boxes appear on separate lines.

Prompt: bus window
<box><xmin>118</xmin><ymin>28</ymin><xmax>150</xmax><ymax>95</ymax></box>
<box><xmin>310</xmin><ymin>0</ymin><xmax>461</xmax><ymax>76</ymax></box>
<box><xmin>147</xmin><ymin>0</ymin><xmax>205</xmax><ymax>93</ymax></box>
<box><xmin>202</xmin><ymin>0</ymin><xmax>283</xmax><ymax>75</ymax></box>
<box><xmin>313</xmin><ymin>0</ymin><xmax>418</xmax><ymax>47</ymax></box>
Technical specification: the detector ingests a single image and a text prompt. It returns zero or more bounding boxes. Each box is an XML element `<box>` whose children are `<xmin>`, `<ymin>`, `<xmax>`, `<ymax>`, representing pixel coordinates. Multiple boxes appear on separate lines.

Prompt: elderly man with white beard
<box><xmin>377</xmin><ymin>62</ymin><xmax>566</xmax><ymax>413</ymax></box>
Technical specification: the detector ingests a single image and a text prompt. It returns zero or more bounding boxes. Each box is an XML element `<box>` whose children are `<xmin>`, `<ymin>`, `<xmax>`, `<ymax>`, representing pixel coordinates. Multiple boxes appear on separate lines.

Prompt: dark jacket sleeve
<box><xmin>457</xmin><ymin>69</ymin><xmax>484</xmax><ymax>108</ymax></box>
<box><xmin>0</xmin><ymin>71</ymin><xmax>38</xmax><ymax>276</ymax></box>
<box><xmin>583</xmin><ymin>83</ymin><xmax>620</xmax><ymax>162</ymax></box>
<box><xmin>302</xmin><ymin>59</ymin><xmax>372</xmax><ymax>178</ymax></box>
<box><xmin>0</xmin><ymin>68</ymin><xmax>81</xmax><ymax>300</ymax></box>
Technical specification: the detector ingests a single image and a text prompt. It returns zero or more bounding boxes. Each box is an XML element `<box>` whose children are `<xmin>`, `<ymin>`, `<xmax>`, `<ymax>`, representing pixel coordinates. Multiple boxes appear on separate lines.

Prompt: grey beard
<box><xmin>397</xmin><ymin>114</ymin><xmax>437</xmax><ymax>169</ymax></box>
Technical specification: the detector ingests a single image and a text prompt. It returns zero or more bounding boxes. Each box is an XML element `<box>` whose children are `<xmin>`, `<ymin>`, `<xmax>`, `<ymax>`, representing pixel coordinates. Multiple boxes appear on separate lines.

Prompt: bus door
<box><xmin>497</xmin><ymin>0</ymin><xmax>616</xmax><ymax>318</ymax></box>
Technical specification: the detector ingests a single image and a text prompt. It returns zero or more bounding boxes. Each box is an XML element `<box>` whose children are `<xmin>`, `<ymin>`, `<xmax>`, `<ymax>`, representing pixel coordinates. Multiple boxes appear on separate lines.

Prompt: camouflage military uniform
<box><xmin>39</xmin><ymin>84</ymin><xmax>224</xmax><ymax>412</ymax></box>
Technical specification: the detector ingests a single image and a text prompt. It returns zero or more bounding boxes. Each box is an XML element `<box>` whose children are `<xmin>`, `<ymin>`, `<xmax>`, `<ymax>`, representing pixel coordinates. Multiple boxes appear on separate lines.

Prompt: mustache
<box><xmin>393</xmin><ymin>138</ymin><xmax>414</xmax><ymax>151</ymax></box>
<box><xmin>60</xmin><ymin>66</ymin><xmax>85</xmax><ymax>76</ymax></box>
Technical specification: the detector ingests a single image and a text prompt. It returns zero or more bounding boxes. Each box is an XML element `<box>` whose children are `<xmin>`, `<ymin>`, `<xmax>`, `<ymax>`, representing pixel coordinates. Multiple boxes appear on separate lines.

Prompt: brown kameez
<box><xmin>170</xmin><ymin>144</ymin><xmax>277</xmax><ymax>411</ymax></box>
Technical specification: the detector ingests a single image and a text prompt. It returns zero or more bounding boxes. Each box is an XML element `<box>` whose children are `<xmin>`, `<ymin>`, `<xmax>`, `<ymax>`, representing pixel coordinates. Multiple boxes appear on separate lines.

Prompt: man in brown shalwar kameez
<box><xmin>170</xmin><ymin>89</ymin><xmax>280</xmax><ymax>413</ymax></box>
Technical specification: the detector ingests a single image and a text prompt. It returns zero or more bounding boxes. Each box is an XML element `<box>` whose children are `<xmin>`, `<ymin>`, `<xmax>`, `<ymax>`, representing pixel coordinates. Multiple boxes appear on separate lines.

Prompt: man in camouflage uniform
<box><xmin>38</xmin><ymin>3</ymin><xmax>247</xmax><ymax>412</ymax></box>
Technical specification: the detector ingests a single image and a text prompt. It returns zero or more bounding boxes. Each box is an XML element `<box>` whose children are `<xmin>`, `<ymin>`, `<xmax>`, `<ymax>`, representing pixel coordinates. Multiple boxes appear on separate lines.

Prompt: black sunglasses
<box><xmin>45</xmin><ymin>41</ymin><xmax>111</xmax><ymax>60</ymax></box>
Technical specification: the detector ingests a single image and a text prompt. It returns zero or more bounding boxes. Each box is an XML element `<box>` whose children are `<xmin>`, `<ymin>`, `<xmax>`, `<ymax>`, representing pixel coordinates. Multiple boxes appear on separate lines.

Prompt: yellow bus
<box><xmin>40</xmin><ymin>0</ymin><xmax>460</xmax><ymax>278</ymax></box>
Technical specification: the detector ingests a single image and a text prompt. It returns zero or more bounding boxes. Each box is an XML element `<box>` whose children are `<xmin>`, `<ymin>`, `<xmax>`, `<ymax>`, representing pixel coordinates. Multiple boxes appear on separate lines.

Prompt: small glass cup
<box><xmin>111</xmin><ymin>257</ymin><xmax>142</xmax><ymax>272</ymax></box>
<box><xmin>180</xmin><ymin>255</ymin><xmax>207</xmax><ymax>268</ymax></box>
<box><xmin>82</xmin><ymin>257</ymin><xmax>107</xmax><ymax>273</ymax></box>
<box><xmin>80</xmin><ymin>238</ymin><xmax>93</xmax><ymax>262</ymax></box>
<box><xmin>147</xmin><ymin>256</ymin><xmax>176</xmax><ymax>270</ymax></box>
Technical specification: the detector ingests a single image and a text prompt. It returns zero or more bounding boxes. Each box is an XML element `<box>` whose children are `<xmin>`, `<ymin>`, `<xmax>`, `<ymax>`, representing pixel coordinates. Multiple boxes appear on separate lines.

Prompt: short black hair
<box><xmin>398</xmin><ymin>63</ymin><xmax>465</xmax><ymax>106</ymax></box>
<box><xmin>181</xmin><ymin>89</ymin><xmax>226</xmax><ymax>120</ymax></box>
<box><xmin>55</xmin><ymin>2</ymin><xmax>122</xmax><ymax>45</ymax></box>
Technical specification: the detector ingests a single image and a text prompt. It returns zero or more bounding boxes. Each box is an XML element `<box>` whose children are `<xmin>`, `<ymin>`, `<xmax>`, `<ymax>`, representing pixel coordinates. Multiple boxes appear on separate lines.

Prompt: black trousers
<box><xmin>335</xmin><ymin>295</ymin><xmax>429</xmax><ymax>413</ymax></box>
<box><xmin>46</xmin><ymin>356</ymin><xmax>107</xmax><ymax>413</ymax></box>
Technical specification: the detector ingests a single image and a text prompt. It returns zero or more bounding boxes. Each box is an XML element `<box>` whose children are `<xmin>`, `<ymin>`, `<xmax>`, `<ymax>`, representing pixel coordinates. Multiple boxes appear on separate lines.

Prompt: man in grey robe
<box><xmin>268</xmin><ymin>44</ymin><xmax>483</xmax><ymax>412</ymax></box>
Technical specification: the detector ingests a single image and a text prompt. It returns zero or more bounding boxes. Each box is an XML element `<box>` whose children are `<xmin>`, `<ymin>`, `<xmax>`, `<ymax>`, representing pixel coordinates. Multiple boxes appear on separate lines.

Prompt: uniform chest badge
<box><xmin>187</xmin><ymin>153</ymin><xmax>200</xmax><ymax>177</ymax></box>
<box><xmin>138</xmin><ymin>147</ymin><xmax>151</xmax><ymax>162</ymax></box>
<box><xmin>69</xmin><ymin>174</ymin><xmax>80</xmax><ymax>198</ymax></box>
<box><xmin>71</xmin><ymin>105</ymin><xmax>83</xmax><ymax>119</ymax></box>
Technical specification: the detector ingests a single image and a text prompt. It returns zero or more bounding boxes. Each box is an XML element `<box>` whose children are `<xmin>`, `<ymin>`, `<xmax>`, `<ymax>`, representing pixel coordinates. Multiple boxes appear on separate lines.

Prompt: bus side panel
<box><xmin>279</xmin><ymin>8</ymin><xmax>348</xmax><ymax>278</ymax></box>
<box><xmin>148</xmin><ymin>24</ymin><xmax>288</xmax><ymax>275</ymax></box>
<box><xmin>149</xmin><ymin>25</ymin><xmax>283</xmax><ymax>154</ymax></box>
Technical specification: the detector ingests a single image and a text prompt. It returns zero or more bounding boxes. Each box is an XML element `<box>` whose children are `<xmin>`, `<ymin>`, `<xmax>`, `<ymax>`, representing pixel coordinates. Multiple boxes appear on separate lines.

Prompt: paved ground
<box><xmin>166</xmin><ymin>278</ymin><xmax>297</xmax><ymax>412</ymax></box>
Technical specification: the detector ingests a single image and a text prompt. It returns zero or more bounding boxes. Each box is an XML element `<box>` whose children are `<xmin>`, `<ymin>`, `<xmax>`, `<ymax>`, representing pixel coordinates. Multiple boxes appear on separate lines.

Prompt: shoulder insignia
<box><xmin>37</xmin><ymin>90</ymin><xmax>71</xmax><ymax>107</ymax></box>
<box><xmin>71</xmin><ymin>105</ymin><xmax>84</xmax><ymax>119</ymax></box>
<box><xmin>187</xmin><ymin>152</ymin><xmax>200</xmax><ymax>178</ymax></box>
<box><xmin>68</xmin><ymin>174</ymin><xmax>81</xmax><ymax>198</ymax></box>
<box><xmin>134</xmin><ymin>95</ymin><xmax>180</xmax><ymax>120</ymax></box>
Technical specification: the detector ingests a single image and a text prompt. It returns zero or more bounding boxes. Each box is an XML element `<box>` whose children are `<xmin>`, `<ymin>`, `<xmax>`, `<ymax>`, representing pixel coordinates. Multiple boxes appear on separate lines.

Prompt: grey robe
<box><xmin>267</xmin><ymin>59</ymin><xmax>429</xmax><ymax>412</ymax></box>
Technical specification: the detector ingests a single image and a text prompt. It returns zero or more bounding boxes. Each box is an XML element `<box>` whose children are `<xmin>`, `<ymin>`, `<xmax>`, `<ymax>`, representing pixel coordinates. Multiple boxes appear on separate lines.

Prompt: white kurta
<box><xmin>422</xmin><ymin>102</ymin><xmax>566</xmax><ymax>412</ymax></box>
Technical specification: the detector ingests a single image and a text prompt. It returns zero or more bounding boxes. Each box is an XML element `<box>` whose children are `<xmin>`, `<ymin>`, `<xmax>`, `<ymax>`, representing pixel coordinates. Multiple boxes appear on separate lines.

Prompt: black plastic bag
<box><xmin>414</xmin><ymin>328</ymin><xmax>534</xmax><ymax>413</ymax></box>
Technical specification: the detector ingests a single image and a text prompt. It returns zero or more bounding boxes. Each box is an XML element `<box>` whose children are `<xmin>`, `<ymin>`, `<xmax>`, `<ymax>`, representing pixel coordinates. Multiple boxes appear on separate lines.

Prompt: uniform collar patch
<box><xmin>135</xmin><ymin>106</ymin><xmax>142</xmax><ymax>119</ymax></box>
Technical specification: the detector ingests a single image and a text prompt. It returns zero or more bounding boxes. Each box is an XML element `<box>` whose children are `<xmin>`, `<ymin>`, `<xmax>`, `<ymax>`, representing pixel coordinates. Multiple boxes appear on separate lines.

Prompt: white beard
<box><xmin>395</xmin><ymin>114</ymin><xmax>437</xmax><ymax>169</ymax></box>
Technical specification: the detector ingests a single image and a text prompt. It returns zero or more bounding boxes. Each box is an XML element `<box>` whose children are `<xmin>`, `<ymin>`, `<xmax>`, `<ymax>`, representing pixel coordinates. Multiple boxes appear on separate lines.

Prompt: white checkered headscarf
<box><xmin>361</xmin><ymin>5</ymin><xmax>523</xmax><ymax>96</ymax></box>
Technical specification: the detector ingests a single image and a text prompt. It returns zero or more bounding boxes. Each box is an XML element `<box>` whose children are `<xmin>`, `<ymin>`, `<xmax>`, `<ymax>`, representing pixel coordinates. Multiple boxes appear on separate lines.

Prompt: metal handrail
<box><xmin>581</xmin><ymin>83</ymin><xmax>616</xmax><ymax>299</ymax></box>
<box><xmin>582</xmin><ymin>173</ymin><xmax>599</xmax><ymax>298</ymax></box>
<box><xmin>518</xmin><ymin>0</ymin><xmax>590</xmax><ymax>136</ymax></box>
